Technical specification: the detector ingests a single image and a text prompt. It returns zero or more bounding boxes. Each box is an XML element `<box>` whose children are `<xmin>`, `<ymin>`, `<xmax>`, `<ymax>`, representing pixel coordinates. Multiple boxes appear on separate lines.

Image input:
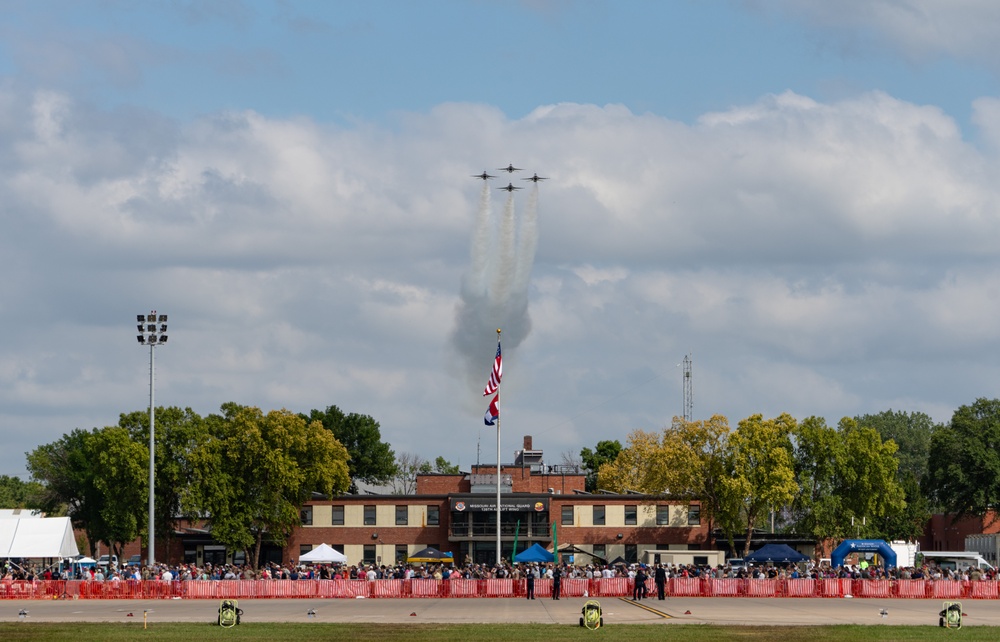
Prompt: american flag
<box><xmin>482</xmin><ymin>341</ymin><xmax>502</xmax><ymax>396</ymax></box>
<box><xmin>484</xmin><ymin>394</ymin><xmax>499</xmax><ymax>426</ymax></box>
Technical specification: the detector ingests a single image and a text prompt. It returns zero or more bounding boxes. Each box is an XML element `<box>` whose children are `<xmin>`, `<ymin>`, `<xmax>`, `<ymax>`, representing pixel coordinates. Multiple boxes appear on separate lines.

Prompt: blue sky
<box><xmin>4</xmin><ymin>2</ymin><xmax>993</xmax><ymax>128</ymax></box>
<box><xmin>2</xmin><ymin>0</ymin><xmax>1000</xmax><ymax>479</ymax></box>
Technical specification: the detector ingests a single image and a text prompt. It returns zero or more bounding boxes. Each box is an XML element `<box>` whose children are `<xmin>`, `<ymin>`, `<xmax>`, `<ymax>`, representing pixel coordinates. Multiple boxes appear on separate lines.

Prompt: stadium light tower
<box><xmin>136</xmin><ymin>311</ymin><xmax>168</xmax><ymax>567</ymax></box>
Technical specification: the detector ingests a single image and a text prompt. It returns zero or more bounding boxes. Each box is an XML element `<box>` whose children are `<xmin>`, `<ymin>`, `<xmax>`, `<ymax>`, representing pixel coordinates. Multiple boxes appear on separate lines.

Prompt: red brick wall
<box><xmin>921</xmin><ymin>512</ymin><xmax>1000</xmax><ymax>551</ymax></box>
<box><xmin>415</xmin><ymin>469</ymin><xmax>585</xmax><ymax>495</ymax></box>
<box><xmin>416</xmin><ymin>474</ymin><xmax>468</xmax><ymax>494</ymax></box>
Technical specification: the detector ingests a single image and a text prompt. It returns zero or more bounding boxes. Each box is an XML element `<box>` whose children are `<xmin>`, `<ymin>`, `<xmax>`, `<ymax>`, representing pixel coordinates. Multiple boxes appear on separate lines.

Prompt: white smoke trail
<box><xmin>462</xmin><ymin>181</ymin><xmax>493</xmax><ymax>297</ymax></box>
<box><xmin>489</xmin><ymin>193</ymin><xmax>517</xmax><ymax>306</ymax></box>
<box><xmin>450</xmin><ymin>176</ymin><xmax>538</xmax><ymax>389</ymax></box>
<box><xmin>513</xmin><ymin>185</ymin><xmax>539</xmax><ymax>295</ymax></box>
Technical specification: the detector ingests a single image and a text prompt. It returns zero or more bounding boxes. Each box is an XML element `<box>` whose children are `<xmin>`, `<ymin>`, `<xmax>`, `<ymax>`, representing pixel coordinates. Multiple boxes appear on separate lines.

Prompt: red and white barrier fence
<box><xmin>1</xmin><ymin>578</ymin><xmax>996</xmax><ymax>600</ymax></box>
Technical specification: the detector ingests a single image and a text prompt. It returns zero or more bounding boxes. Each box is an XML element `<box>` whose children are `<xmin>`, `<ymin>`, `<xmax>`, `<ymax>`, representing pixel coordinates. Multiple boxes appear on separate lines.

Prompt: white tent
<box><xmin>298</xmin><ymin>543</ymin><xmax>347</xmax><ymax>564</ymax></box>
<box><xmin>0</xmin><ymin>516</ymin><xmax>80</xmax><ymax>559</ymax></box>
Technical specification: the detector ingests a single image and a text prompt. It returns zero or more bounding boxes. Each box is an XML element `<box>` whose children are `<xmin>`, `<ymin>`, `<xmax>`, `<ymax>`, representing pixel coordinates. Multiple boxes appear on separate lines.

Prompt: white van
<box><xmin>919</xmin><ymin>551</ymin><xmax>994</xmax><ymax>571</ymax></box>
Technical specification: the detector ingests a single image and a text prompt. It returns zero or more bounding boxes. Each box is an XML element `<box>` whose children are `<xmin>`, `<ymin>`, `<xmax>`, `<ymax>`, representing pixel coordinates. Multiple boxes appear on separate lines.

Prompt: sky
<box><xmin>2</xmin><ymin>0</ymin><xmax>1000</xmax><ymax>479</ymax></box>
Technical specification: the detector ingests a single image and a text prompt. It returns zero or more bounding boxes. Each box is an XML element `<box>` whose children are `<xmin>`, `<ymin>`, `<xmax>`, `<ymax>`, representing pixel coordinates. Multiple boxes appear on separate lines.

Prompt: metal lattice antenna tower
<box><xmin>682</xmin><ymin>354</ymin><xmax>693</xmax><ymax>421</ymax></box>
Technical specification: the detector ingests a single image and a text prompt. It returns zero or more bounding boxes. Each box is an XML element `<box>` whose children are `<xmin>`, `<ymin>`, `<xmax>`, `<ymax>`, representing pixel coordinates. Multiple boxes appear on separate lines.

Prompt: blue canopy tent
<box><xmin>744</xmin><ymin>543</ymin><xmax>810</xmax><ymax>564</ymax></box>
<box><xmin>514</xmin><ymin>543</ymin><xmax>555</xmax><ymax>564</ymax></box>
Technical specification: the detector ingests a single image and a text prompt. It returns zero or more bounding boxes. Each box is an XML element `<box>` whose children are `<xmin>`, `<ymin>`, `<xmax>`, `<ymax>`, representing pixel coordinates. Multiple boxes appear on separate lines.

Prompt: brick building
<box><xmin>289</xmin><ymin>435</ymin><xmax>710</xmax><ymax>567</ymax></box>
<box><xmin>922</xmin><ymin>512</ymin><xmax>1000</xmax><ymax>552</ymax></box>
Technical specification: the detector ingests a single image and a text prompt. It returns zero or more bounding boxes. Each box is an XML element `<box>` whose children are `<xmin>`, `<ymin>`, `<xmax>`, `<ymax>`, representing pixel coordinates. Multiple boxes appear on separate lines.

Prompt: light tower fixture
<box><xmin>136</xmin><ymin>311</ymin><xmax>168</xmax><ymax>567</ymax></box>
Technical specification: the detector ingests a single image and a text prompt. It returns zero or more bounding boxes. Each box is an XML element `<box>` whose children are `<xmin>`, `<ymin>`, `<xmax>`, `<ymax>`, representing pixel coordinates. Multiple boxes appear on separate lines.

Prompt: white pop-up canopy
<box><xmin>0</xmin><ymin>516</ymin><xmax>80</xmax><ymax>559</ymax></box>
<box><xmin>298</xmin><ymin>543</ymin><xmax>347</xmax><ymax>564</ymax></box>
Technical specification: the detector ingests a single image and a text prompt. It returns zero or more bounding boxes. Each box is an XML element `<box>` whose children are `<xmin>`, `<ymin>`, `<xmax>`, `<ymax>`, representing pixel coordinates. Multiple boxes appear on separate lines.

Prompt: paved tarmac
<box><xmin>4</xmin><ymin>596</ymin><xmax>1000</xmax><ymax>627</ymax></box>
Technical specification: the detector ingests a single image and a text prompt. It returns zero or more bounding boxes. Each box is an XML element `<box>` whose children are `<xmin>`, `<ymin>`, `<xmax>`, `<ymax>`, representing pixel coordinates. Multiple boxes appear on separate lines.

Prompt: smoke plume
<box><xmin>450</xmin><ymin>181</ymin><xmax>540</xmax><ymax>389</ymax></box>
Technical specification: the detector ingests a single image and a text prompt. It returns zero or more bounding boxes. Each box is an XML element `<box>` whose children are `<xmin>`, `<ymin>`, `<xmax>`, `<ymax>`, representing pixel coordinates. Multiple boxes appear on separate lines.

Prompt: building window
<box><xmin>396</xmin><ymin>545</ymin><xmax>408</xmax><ymax>564</ymax></box>
<box><xmin>656</xmin><ymin>505</ymin><xmax>670</xmax><ymax>526</ymax></box>
<box><xmin>625</xmin><ymin>544</ymin><xmax>637</xmax><ymax>564</ymax></box>
<box><xmin>427</xmin><ymin>506</ymin><xmax>440</xmax><ymax>526</ymax></box>
<box><xmin>300</xmin><ymin>506</ymin><xmax>313</xmax><ymax>526</ymax></box>
<box><xmin>331</xmin><ymin>505</ymin><xmax>345</xmax><ymax>525</ymax></box>
<box><xmin>300</xmin><ymin>544</ymin><xmax>313</xmax><ymax>558</ymax></box>
<box><xmin>364</xmin><ymin>505</ymin><xmax>377</xmax><ymax>526</ymax></box>
<box><xmin>396</xmin><ymin>505</ymin><xmax>408</xmax><ymax>526</ymax></box>
<box><xmin>593</xmin><ymin>505</ymin><xmax>606</xmax><ymax>526</ymax></box>
<box><xmin>592</xmin><ymin>544</ymin><xmax>606</xmax><ymax>561</ymax></box>
<box><xmin>625</xmin><ymin>505</ymin><xmax>637</xmax><ymax>525</ymax></box>
<box><xmin>363</xmin><ymin>545</ymin><xmax>376</xmax><ymax>565</ymax></box>
<box><xmin>688</xmin><ymin>504</ymin><xmax>701</xmax><ymax>525</ymax></box>
<box><xmin>561</xmin><ymin>505</ymin><xmax>574</xmax><ymax>525</ymax></box>
<box><xmin>332</xmin><ymin>544</ymin><xmax>344</xmax><ymax>555</ymax></box>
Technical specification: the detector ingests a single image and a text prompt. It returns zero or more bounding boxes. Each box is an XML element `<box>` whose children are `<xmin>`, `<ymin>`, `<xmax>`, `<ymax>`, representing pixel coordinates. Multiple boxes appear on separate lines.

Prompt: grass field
<box><xmin>0</xmin><ymin>622</ymin><xmax>995</xmax><ymax>641</ymax></box>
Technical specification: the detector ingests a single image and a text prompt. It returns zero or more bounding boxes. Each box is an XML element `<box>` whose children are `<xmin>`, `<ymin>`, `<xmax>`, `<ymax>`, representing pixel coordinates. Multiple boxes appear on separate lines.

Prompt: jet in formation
<box><xmin>471</xmin><ymin>171</ymin><xmax>495</xmax><ymax>180</ymax></box>
<box><xmin>497</xmin><ymin>182</ymin><xmax>522</xmax><ymax>192</ymax></box>
<box><xmin>522</xmin><ymin>173</ymin><xmax>548</xmax><ymax>183</ymax></box>
<box><xmin>498</xmin><ymin>164</ymin><xmax>523</xmax><ymax>173</ymax></box>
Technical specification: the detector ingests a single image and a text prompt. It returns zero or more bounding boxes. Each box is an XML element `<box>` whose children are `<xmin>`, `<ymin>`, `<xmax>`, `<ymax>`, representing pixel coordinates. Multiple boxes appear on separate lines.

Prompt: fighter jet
<box><xmin>497</xmin><ymin>182</ymin><xmax>522</xmax><ymax>192</ymax></box>
<box><xmin>522</xmin><ymin>173</ymin><xmax>548</xmax><ymax>182</ymax></box>
<box><xmin>471</xmin><ymin>171</ymin><xmax>495</xmax><ymax>180</ymax></box>
<box><xmin>498</xmin><ymin>164</ymin><xmax>523</xmax><ymax>173</ymax></box>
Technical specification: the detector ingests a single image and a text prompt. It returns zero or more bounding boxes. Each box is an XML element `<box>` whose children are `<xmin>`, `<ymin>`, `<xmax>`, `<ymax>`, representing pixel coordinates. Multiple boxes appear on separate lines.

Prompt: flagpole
<box><xmin>495</xmin><ymin>327</ymin><xmax>502</xmax><ymax>567</ymax></box>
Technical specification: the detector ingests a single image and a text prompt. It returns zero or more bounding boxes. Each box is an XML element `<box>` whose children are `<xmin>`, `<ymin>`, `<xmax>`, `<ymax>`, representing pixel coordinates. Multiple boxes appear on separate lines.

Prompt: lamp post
<box><xmin>136</xmin><ymin>311</ymin><xmax>168</xmax><ymax>567</ymax></box>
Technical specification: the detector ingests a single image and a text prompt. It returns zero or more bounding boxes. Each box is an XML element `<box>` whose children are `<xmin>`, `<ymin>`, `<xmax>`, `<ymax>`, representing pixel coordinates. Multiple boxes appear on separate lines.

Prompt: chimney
<box><xmin>523</xmin><ymin>435</ymin><xmax>533</xmax><ymax>450</ymax></box>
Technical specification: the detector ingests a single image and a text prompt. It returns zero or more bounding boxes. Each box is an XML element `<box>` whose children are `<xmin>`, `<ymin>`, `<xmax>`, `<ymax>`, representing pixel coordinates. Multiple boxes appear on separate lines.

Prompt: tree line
<box><xmin>589</xmin><ymin>400</ymin><xmax>1000</xmax><ymax>557</ymax></box>
<box><xmin>16</xmin><ymin>403</ymin><xmax>396</xmax><ymax>568</ymax></box>
<box><xmin>11</xmin><ymin>397</ymin><xmax>1000</xmax><ymax>564</ymax></box>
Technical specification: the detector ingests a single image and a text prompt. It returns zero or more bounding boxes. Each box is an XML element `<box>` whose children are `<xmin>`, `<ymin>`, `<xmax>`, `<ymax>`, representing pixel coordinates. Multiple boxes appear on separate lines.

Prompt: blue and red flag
<box><xmin>484</xmin><ymin>394</ymin><xmax>499</xmax><ymax>426</ymax></box>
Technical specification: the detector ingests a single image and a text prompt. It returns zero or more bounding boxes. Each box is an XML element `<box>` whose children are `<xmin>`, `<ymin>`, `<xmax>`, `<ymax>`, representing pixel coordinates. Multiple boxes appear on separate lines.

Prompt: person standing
<box><xmin>633</xmin><ymin>566</ymin><xmax>647</xmax><ymax>601</ymax></box>
<box><xmin>552</xmin><ymin>564</ymin><xmax>562</xmax><ymax>600</ymax></box>
<box><xmin>526</xmin><ymin>564</ymin><xmax>535</xmax><ymax>600</ymax></box>
<box><xmin>654</xmin><ymin>563</ymin><xmax>667</xmax><ymax>600</ymax></box>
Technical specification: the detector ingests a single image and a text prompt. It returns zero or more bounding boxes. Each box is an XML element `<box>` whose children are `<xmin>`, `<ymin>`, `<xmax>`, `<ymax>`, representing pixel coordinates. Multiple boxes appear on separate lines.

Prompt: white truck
<box><xmin>918</xmin><ymin>551</ymin><xmax>995</xmax><ymax>572</ymax></box>
<box><xmin>889</xmin><ymin>540</ymin><xmax>918</xmax><ymax>568</ymax></box>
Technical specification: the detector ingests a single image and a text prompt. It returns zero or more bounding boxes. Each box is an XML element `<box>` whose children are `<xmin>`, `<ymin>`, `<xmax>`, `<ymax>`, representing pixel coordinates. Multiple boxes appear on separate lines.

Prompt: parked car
<box><xmin>127</xmin><ymin>554</ymin><xmax>142</xmax><ymax>566</ymax></box>
<box><xmin>97</xmin><ymin>554</ymin><xmax>118</xmax><ymax>568</ymax></box>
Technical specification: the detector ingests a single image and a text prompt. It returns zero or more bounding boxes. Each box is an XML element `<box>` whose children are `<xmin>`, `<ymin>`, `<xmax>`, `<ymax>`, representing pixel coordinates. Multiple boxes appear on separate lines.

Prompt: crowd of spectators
<box><xmin>3</xmin><ymin>557</ymin><xmax>999</xmax><ymax>584</ymax></box>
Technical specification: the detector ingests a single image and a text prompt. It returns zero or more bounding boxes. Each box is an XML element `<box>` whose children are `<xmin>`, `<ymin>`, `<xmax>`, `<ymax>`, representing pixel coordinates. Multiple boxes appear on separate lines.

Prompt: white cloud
<box><xmin>3</xmin><ymin>84</ymin><xmax>1000</xmax><ymax>477</ymax></box>
<box><xmin>757</xmin><ymin>0</ymin><xmax>1000</xmax><ymax>65</ymax></box>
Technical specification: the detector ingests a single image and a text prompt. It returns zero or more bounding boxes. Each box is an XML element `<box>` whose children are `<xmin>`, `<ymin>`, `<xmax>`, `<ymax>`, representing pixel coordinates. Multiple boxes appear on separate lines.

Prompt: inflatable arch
<box><xmin>830</xmin><ymin>539</ymin><xmax>897</xmax><ymax>569</ymax></box>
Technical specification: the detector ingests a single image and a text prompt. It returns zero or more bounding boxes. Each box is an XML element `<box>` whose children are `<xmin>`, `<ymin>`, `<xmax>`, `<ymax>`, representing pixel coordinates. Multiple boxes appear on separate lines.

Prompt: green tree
<box><xmin>835</xmin><ymin>418</ymin><xmax>906</xmax><ymax>538</ymax></box>
<box><xmin>89</xmin><ymin>426</ymin><xmax>149</xmax><ymax>560</ymax></box>
<box><xmin>856</xmin><ymin>409</ymin><xmax>935</xmax><ymax>540</ymax></box>
<box><xmin>789</xmin><ymin>416</ymin><xmax>843</xmax><ymax>540</ymax></box>
<box><xmin>790</xmin><ymin>416</ymin><xmax>907</xmax><ymax>541</ymax></box>
<box><xmin>119</xmin><ymin>406</ymin><xmax>209</xmax><ymax>554</ymax></box>
<box><xmin>723</xmin><ymin>413</ymin><xmax>799</xmax><ymax>557</ymax></box>
<box><xmin>925</xmin><ymin>398</ymin><xmax>1000</xmax><ymax>519</ymax></box>
<box><xmin>432</xmin><ymin>456</ymin><xmax>460</xmax><ymax>474</ymax></box>
<box><xmin>596</xmin><ymin>430</ymin><xmax>664</xmax><ymax>493</ymax></box>
<box><xmin>856</xmin><ymin>410</ymin><xmax>935</xmax><ymax>482</ymax></box>
<box><xmin>26</xmin><ymin>427</ymin><xmax>149</xmax><ymax>558</ymax></box>
<box><xmin>184</xmin><ymin>404</ymin><xmax>351</xmax><ymax>567</ymax></box>
<box><xmin>26</xmin><ymin>429</ymin><xmax>104</xmax><ymax>556</ymax></box>
<box><xmin>0</xmin><ymin>475</ymin><xmax>43</xmax><ymax>509</ymax></box>
<box><xmin>580</xmin><ymin>439</ymin><xmax>622</xmax><ymax>492</ymax></box>
<box><xmin>303</xmin><ymin>406</ymin><xmax>396</xmax><ymax>493</ymax></box>
<box><xmin>684</xmin><ymin>415</ymin><xmax>735</xmax><ymax>548</ymax></box>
